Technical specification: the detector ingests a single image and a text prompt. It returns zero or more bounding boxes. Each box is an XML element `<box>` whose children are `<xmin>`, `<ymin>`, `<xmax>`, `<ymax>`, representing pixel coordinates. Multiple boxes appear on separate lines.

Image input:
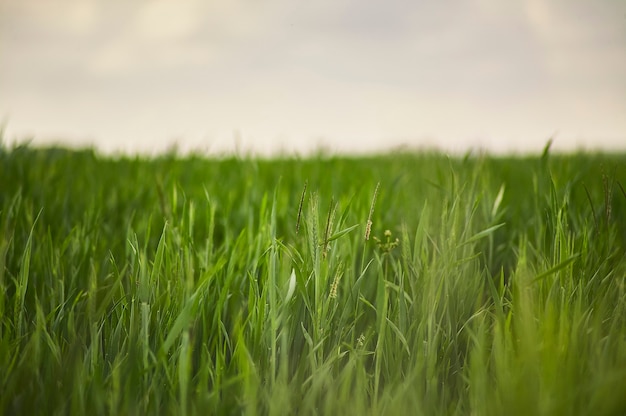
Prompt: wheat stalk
<box><xmin>296</xmin><ymin>180</ymin><xmax>307</xmax><ymax>234</ymax></box>
<box><xmin>365</xmin><ymin>182</ymin><xmax>380</xmax><ymax>240</ymax></box>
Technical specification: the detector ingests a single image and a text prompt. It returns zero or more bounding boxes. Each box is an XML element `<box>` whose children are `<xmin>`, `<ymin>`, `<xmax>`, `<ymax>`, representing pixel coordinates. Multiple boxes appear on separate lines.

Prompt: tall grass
<box><xmin>1</xmin><ymin>143</ymin><xmax>625</xmax><ymax>415</ymax></box>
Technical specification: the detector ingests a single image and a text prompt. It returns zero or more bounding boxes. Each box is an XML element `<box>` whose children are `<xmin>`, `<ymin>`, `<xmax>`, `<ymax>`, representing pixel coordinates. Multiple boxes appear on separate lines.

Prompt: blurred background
<box><xmin>1</xmin><ymin>0</ymin><xmax>625</xmax><ymax>156</ymax></box>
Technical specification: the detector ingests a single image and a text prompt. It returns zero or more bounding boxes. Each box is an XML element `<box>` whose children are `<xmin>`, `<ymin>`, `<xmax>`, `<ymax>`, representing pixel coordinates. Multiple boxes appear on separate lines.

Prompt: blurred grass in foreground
<box><xmin>1</xmin><ymin>142</ymin><xmax>625</xmax><ymax>415</ymax></box>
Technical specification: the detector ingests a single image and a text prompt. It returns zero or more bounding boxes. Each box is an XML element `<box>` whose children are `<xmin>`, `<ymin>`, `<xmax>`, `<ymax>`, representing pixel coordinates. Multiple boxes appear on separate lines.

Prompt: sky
<box><xmin>1</xmin><ymin>0</ymin><xmax>625</xmax><ymax>155</ymax></box>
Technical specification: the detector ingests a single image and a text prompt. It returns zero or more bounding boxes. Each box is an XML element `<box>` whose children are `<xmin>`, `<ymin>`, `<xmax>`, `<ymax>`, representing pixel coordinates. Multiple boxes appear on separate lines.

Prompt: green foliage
<box><xmin>1</xmin><ymin>143</ymin><xmax>626</xmax><ymax>415</ymax></box>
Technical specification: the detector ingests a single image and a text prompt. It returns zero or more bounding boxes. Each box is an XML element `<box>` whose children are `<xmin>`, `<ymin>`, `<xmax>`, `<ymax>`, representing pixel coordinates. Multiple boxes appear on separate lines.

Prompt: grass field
<box><xmin>1</xmin><ymin>142</ymin><xmax>626</xmax><ymax>415</ymax></box>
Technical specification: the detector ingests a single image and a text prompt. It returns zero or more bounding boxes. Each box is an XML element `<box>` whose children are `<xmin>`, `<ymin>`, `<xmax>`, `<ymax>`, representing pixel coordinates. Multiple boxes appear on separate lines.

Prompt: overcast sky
<box><xmin>1</xmin><ymin>0</ymin><xmax>625</xmax><ymax>155</ymax></box>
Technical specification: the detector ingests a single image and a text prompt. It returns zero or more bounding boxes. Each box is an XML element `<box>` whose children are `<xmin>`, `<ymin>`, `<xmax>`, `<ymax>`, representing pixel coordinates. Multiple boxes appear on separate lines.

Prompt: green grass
<box><xmin>1</xmin><ymin>142</ymin><xmax>626</xmax><ymax>415</ymax></box>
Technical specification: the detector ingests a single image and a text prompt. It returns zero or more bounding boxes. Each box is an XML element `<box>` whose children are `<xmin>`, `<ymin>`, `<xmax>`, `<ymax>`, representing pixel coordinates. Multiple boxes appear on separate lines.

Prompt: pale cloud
<box><xmin>134</xmin><ymin>0</ymin><xmax>202</xmax><ymax>41</ymax></box>
<box><xmin>87</xmin><ymin>2</ymin><xmax>207</xmax><ymax>74</ymax></box>
<box><xmin>87</xmin><ymin>34</ymin><xmax>211</xmax><ymax>75</ymax></box>
<box><xmin>1</xmin><ymin>0</ymin><xmax>100</xmax><ymax>34</ymax></box>
<box><xmin>86</xmin><ymin>0</ymin><xmax>280</xmax><ymax>75</ymax></box>
<box><xmin>523</xmin><ymin>0</ymin><xmax>626</xmax><ymax>95</ymax></box>
<box><xmin>1</xmin><ymin>0</ymin><xmax>625</xmax><ymax>154</ymax></box>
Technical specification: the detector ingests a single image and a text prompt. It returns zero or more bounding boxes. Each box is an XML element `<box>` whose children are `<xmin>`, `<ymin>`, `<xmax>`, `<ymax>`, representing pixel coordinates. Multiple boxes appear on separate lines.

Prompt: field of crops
<box><xmin>1</xmin><ymin>143</ymin><xmax>625</xmax><ymax>415</ymax></box>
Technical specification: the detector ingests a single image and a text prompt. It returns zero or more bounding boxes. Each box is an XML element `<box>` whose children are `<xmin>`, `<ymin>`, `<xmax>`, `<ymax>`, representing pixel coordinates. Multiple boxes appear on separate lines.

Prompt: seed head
<box><xmin>365</xmin><ymin>182</ymin><xmax>380</xmax><ymax>240</ymax></box>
